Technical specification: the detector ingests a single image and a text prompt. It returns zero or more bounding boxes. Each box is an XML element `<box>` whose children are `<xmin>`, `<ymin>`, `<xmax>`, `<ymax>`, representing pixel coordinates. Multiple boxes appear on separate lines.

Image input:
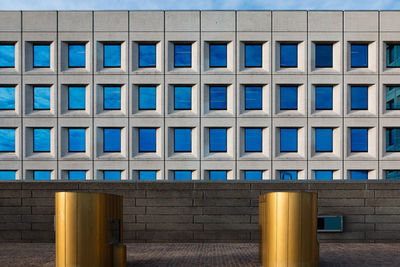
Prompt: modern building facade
<box><xmin>1</xmin><ymin>10</ymin><xmax>400</xmax><ymax>181</ymax></box>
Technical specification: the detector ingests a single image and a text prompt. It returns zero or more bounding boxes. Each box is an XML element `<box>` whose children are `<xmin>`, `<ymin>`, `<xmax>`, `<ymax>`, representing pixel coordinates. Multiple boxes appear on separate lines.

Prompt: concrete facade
<box><xmin>1</xmin><ymin>11</ymin><xmax>400</xmax><ymax>180</ymax></box>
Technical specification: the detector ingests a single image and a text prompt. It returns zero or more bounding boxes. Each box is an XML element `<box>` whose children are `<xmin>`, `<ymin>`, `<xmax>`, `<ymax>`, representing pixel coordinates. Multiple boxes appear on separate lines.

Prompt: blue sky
<box><xmin>2</xmin><ymin>0</ymin><xmax>400</xmax><ymax>10</ymax></box>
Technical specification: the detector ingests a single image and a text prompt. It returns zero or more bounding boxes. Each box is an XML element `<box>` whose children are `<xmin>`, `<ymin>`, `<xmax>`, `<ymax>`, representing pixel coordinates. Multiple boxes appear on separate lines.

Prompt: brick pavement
<box><xmin>0</xmin><ymin>243</ymin><xmax>400</xmax><ymax>266</ymax></box>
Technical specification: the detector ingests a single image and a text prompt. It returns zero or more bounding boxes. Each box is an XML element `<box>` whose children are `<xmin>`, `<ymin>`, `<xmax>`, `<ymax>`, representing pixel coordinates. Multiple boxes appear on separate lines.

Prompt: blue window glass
<box><xmin>33</xmin><ymin>44</ymin><xmax>50</xmax><ymax>68</ymax></box>
<box><xmin>280</xmin><ymin>44</ymin><xmax>297</xmax><ymax>68</ymax></box>
<box><xmin>139</xmin><ymin>44</ymin><xmax>156</xmax><ymax>68</ymax></box>
<box><xmin>0</xmin><ymin>128</ymin><xmax>15</xmax><ymax>152</ymax></box>
<box><xmin>103</xmin><ymin>128</ymin><xmax>121</xmax><ymax>152</ymax></box>
<box><xmin>315</xmin><ymin>128</ymin><xmax>333</xmax><ymax>152</ymax></box>
<box><xmin>0</xmin><ymin>86</ymin><xmax>15</xmax><ymax>110</ymax></box>
<box><xmin>68</xmin><ymin>128</ymin><xmax>85</xmax><ymax>152</ymax></box>
<box><xmin>315</xmin><ymin>170</ymin><xmax>333</xmax><ymax>180</ymax></box>
<box><xmin>139</xmin><ymin>170</ymin><xmax>156</xmax><ymax>181</ymax></box>
<box><xmin>315</xmin><ymin>86</ymin><xmax>333</xmax><ymax>110</ymax></box>
<box><xmin>351</xmin><ymin>86</ymin><xmax>368</xmax><ymax>110</ymax></box>
<box><xmin>209</xmin><ymin>86</ymin><xmax>227</xmax><ymax>110</ymax></box>
<box><xmin>209</xmin><ymin>128</ymin><xmax>227</xmax><ymax>153</ymax></box>
<box><xmin>0</xmin><ymin>44</ymin><xmax>15</xmax><ymax>67</ymax></box>
<box><xmin>174</xmin><ymin>128</ymin><xmax>191</xmax><ymax>152</ymax></box>
<box><xmin>387</xmin><ymin>44</ymin><xmax>400</xmax><ymax>68</ymax></box>
<box><xmin>139</xmin><ymin>128</ymin><xmax>156</xmax><ymax>152</ymax></box>
<box><xmin>280</xmin><ymin>86</ymin><xmax>297</xmax><ymax>110</ymax></box>
<box><xmin>351</xmin><ymin>128</ymin><xmax>368</xmax><ymax>152</ymax></box>
<box><xmin>103</xmin><ymin>44</ymin><xmax>121</xmax><ymax>68</ymax></box>
<box><xmin>386</xmin><ymin>86</ymin><xmax>400</xmax><ymax>110</ymax></box>
<box><xmin>0</xmin><ymin>170</ymin><xmax>15</xmax><ymax>180</ymax></box>
<box><xmin>68</xmin><ymin>44</ymin><xmax>85</xmax><ymax>68</ymax></box>
<box><xmin>174</xmin><ymin>86</ymin><xmax>191</xmax><ymax>110</ymax></box>
<box><xmin>386</xmin><ymin>170</ymin><xmax>400</xmax><ymax>181</ymax></box>
<box><xmin>174</xmin><ymin>44</ymin><xmax>191</xmax><ymax>67</ymax></box>
<box><xmin>69</xmin><ymin>170</ymin><xmax>86</xmax><ymax>181</ymax></box>
<box><xmin>280</xmin><ymin>128</ymin><xmax>297</xmax><ymax>152</ymax></box>
<box><xmin>104</xmin><ymin>170</ymin><xmax>121</xmax><ymax>181</ymax></box>
<box><xmin>245</xmin><ymin>86</ymin><xmax>262</xmax><ymax>110</ymax></box>
<box><xmin>209</xmin><ymin>44</ymin><xmax>227</xmax><ymax>68</ymax></box>
<box><xmin>245</xmin><ymin>44</ymin><xmax>262</xmax><ymax>67</ymax></box>
<box><xmin>174</xmin><ymin>170</ymin><xmax>192</xmax><ymax>181</ymax></box>
<box><xmin>68</xmin><ymin>86</ymin><xmax>85</xmax><ymax>110</ymax></box>
<box><xmin>350</xmin><ymin>170</ymin><xmax>368</xmax><ymax>180</ymax></box>
<box><xmin>33</xmin><ymin>128</ymin><xmax>50</xmax><ymax>152</ymax></box>
<box><xmin>139</xmin><ymin>86</ymin><xmax>156</xmax><ymax>110</ymax></box>
<box><xmin>386</xmin><ymin>128</ymin><xmax>400</xmax><ymax>152</ymax></box>
<box><xmin>351</xmin><ymin>44</ymin><xmax>368</xmax><ymax>68</ymax></box>
<box><xmin>209</xmin><ymin>170</ymin><xmax>227</xmax><ymax>181</ymax></box>
<box><xmin>34</xmin><ymin>170</ymin><xmax>51</xmax><ymax>181</ymax></box>
<box><xmin>245</xmin><ymin>170</ymin><xmax>262</xmax><ymax>181</ymax></box>
<box><xmin>315</xmin><ymin>44</ymin><xmax>333</xmax><ymax>68</ymax></box>
<box><xmin>245</xmin><ymin>128</ymin><xmax>262</xmax><ymax>152</ymax></box>
<box><xmin>103</xmin><ymin>86</ymin><xmax>121</xmax><ymax>110</ymax></box>
<box><xmin>280</xmin><ymin>170</ymin><xmax>298</xmax><ymax>181</ymax></box>
<box><xmin>33</xmin><ymin>86</ymin><xmax>50</xmax><ymax>110</ymax></box>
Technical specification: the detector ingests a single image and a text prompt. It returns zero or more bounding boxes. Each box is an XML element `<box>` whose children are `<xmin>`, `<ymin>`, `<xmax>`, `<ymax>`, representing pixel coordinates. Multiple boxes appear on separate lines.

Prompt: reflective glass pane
<box><xmin>139</xmin><ymin>86</ymin><xmax>156</xmax><ymax>110</ymax></box>
<box><xmin>0</xmin><ymin>170</ymin><xmax>15</xmax><ymax>180</ymax></box>
<box><xmin>209</xmin><ymin>128</ymin><xmax>227</xmax><ymax>152</ymax></box>
<box><xmin>245</xmin><ymin>128</ymin><xmax>262</xmax><ymax>152</ymax></box>
<box><xmin>280</xmin><ymin>128</ymin><xmax>297</xmax><ymax>152</ymax></box>
<box><xmin>386</xmin><ymin>128</ymin><xmax>400</xmax><ymax>152</ymax></box>
<box><xmin>33</xmin><ymin>44</ymin><xmax>50</xmax><ymax>68</ymax></box>
<box><xmin>69</xmin><ymin>170</ymin><xmax>86</xmax><ymax>181</ymax></box>
<box><xmin>68</xmin><ymin>128</ymin><xmax>85</xmax><ymax>152</ymax></box>
<box><xmin>33</xmin><ymin>128</ymin><xmax>50</xmax><ymax>152</ymax></box>
<box><xmin>245</xmin><ymin>86</ymin><xmax>262</xmax><ymax>110</ymax></box>
<box><xmin>280</xmin><ymin>44</ymin><xmax>297</xmax><ymax>67</ymax></box>
<box><xmin>0</xmin><ymin>45</ymin><xmax>15</xmax><ymax>67</ymax></box>
<box><xmin>315</xmin><ymin>86</ymin><xmax>333</xmax><ymax>110</ymax></box>
<box><xmin>103</xmin><ymin>128</ymin><xmax>121</xmax><ymax>152</ymax></box>
<box><xmin>104</xmin><ymin>170</ymin><xmax>121</xmax><ymax>180</ymax></box>
<box><xmin>104</xmin><ymin>86</ymin><xmax>121</xmax><ymax>110</ymax></box>
<box><xmin>174</xmin><ymin>128</ymin><xmax>191</xmax><ymax>152</ymax></box>
<box><xmin>0</xmin><ymin>86</ymin><xmax>15</xmax><ymax>110</ymax></box>
<box><xmin>34</xmin><ymin>170</ymin><xmax>51</xmax><ymax>180</ymax></box>
<box><xmin>351</xmin><ymin>86</ymin><xmax>368</xmax><ymax>110</ymax></box>
<box><xmin>245</xmin><ymin>44</ymin><xmax>262</xmax><ymax>67</ymax></box>
<box><xmin>280</xmin><ymin>86</ymin><xmax>297</xmax><ymax>110</ymax></box>
<box><xmin>68</xmin><ymin>44</ymin><xmax>85</xmax><ymax>67</ymax></box>
<box><xmin>103</xmin><ymin>44</ymin><xmax>121</xmax><ymax>67</ymax></box>
<box><xmin>174</xmin><ymin>86</ymin><xmax>191</xmax><ymax>110</ymax></box>
<box><xmin>386</xmin><ymin>86</ymin><xmax>400</xmax><ymax>110</ymax></box>
<box><xmin>33</xmin><ymin>86</ymin><xmax>50</xmax><ymax>110</ymax></box>
<box><xmin>209</xmin><ymin>86</ymin><xmax>227</xmax><ymax>110</ymax></box>
<box><xmin>0</xmin><ymin>128</ymin><xmax>15</xmax><ymax>152</ymax></box>
<box><xmin>245</xmin><ymin>170</ymin><xmax>262</xmax><ymax>181</ymax></box>
<box><xmin>350</xmin><ymin>170</ymin><xmax>368</xmax><ymax>180</ymax></box>
<box><xmin>174</xmin><ymin>44</ymin><xmax>191</xmax><ymax>67</ymax></box>
<box><xmin>315</xmin><ymin>128</ymin><xmax>333</xmax><ymax>152</ymax></box>
<box><xmin>139</xmin><ymin>44</ymin><xmax>156</xmax><ymax>67</ymax></box>
<box><xmin>315</xmin><ymin>170</ymin><xmax>333</xmax><ymax>180</ymax></box>
<box><xmin>351</xmin><ymin>44</ymin><xmax>368</xmax><ymax>68</ymax></box>
<box><xmin>315</xmin><ymin>44</ymin><xmax>333</xmax><ymax>68</ymax></box>
<box><xmin>387</xmin><ymin>44</ymin><xmax>400</xmax><ymax>67</ymax></box>
<box><xmin>209</xmin><ymin>44</ymin><xmax>227</xmax><ymax>67</ymax></box>
<box><xmin>139</xmin><ymin>128</ymin><xmax>156</xmax><ymax>152</ymax></box>
<box><xmin>68</xmin><ymin>86</ymin><xmax>85</xmax><ymax>110</ymax></box>
<box><xmin>139</xmin><ymin>170</ymin><xmax>156</xmax><ymax>181</ymax></box>
<box><xmin>351</xmin><ymin>128</ymin><xmax>368</xmax><ymax>152</ymax></box>
<box><xmin>209</xmin><ymin>170</ymin><xmax>227</xmax><ymax>181</ymax></box>
<box><xmin>280</xmin><ymin>170</ymin><xmax>298</xmax><ymax>180</ymax></box>
<box><xmin>174</xmin><ymin>170</ymin><xmax>192</xmax><ymax>181</ymax></box>
<box><xmin>386</xmin><ymin>170</ymin><xmax>400</xmax><ymax>181</ymax></box>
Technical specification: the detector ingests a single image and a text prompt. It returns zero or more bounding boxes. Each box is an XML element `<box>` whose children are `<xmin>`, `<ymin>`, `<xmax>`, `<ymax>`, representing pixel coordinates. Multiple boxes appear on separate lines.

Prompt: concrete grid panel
<box><xmin>58</xmin><ymin>74</ymin><xmax>92</xmax><ymax>117</ymax></box>
<box><xmin>0</xmin><ymin>32</ymin><xmax>21</xmax><ymax>74</ymax></box>
<box><xmin>344</xmin><ymin>75</ymin><xmax>378</xmax><ymax>117</ymax></box>
<box><xmin>130</xmin><ymin>74</ymin><xmax>164</xmax><ymax>117</ymax></box>
<box><xmin>237</xmin><ymin>75</ymin><xmax>271</xmax><ymax>117</ymax></box>
<box><xmin>165</xmin><ymin>32</ymin><xmax>200</xmax><ymax>74</ymax></box>
<box><xmin>58</xmin><ymin>117</ymin><xmax>92</xmax><ymax>160</ymax></box>
<box><xmin>94</xmin><ymin>75</ymin><xmax>128</xmax><ymax>118</ymax></box>
<box><xmin>58</xmin><ymin>32</ymin><xmax>93</xmax><ymax>73</ymax></box>
<box><xmin>0</xmin><ymin>75</ymin><xmax>21</xmax><ymax>118</ymax></box>
<box><xmin>308</xmin><ymin>75</ymin><xmax>342</xmax><ymax>117</ymax></box>
<box><xmin>379</xmin><ymin>117</ymin><xmax>400</xmax><ymax>161</ymax></box>
<box><xmin>380</xmin><ymin>75</ymin><xmax>400</xmax><ymax>117</ymax></box>
<box><xmin>58</xmin><ymin>160</ymin><xmax>93</xmax><ymax>180</ymax></box>
<box><xmin>0</xmin><ymin>118</ymin><xmax>21</xmax><ymax>161</ymax></box>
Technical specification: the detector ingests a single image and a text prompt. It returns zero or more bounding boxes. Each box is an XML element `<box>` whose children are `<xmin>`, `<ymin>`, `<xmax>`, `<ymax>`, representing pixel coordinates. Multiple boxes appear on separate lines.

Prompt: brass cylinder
<box><xmin>55</xmin><ymin>192</ymin><xmax>125</xmax><ymax>267</ymax></box>
<box><xmin>259</xmin><ymin>192</ymin><xmax>319</xmax><ymax>267</ymax></box>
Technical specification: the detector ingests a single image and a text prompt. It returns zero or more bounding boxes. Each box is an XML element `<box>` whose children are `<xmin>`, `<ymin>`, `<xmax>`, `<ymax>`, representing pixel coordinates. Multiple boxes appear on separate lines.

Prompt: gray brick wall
<box><xmin>0</xmin><ymin>182</ymin><xmax>400</xmax><ymax>243</ymax></box>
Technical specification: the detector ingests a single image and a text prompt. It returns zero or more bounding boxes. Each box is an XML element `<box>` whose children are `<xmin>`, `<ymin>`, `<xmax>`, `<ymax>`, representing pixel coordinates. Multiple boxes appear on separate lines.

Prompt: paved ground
<box><xmin>1</xmin><ymin>243</ymin><xmax>400</xmax><ymax>266</ymax></box>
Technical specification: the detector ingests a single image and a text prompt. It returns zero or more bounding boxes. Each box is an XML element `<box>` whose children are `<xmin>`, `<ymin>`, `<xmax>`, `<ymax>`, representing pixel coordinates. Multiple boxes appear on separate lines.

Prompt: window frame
<box><xmin>174</xmin><ymin>128</ymin><xmax>192</xmax><ymax>153</ymax></box>
<box><xmin>33</xmin><ymin>86</ymin><xmax>51</xmax><ymax>111</ymax></box>
<box><xmin>315</xmin><ymin>128</ymin><xmax>333</xmax><ymax>153</ymax></box>
<box><xmin>68</xmin><ymin>170</ymin><xmax>86</xmax><ymax>181</ymax></box>
<box><xmin>33</xmin><ymin>170</ymin><xmax>51</xmax><ymax>180</ymax></box>
<box><xmin>138</xmin><ymin>86</ymin><xmax>156</xmax><ymax>110</ymax></box>
<box><xmin>68</xmin><ymin>128</ymin><xmax>86</xmax><ymax>153</ymax></box>
<box><xmin>103</xmin><ymin>128</ymin><xmax>121</xmax><ymax>153</ymax></box>
<box><xmin>103</xmin><ymin>170</ymin><xmax>121</xmax><ymax>181</ymax></box>
<box><xmin>209</xmin><ymin>43</ymin><xmax>227</xmax><ymax>68</ymax></box>
<box><xmin>244</xmin><ymin>86</ymin><xmax>262</xmax><ymax>110</ymax></box>
<box><xmin>139</xmin><ymin>170</ymin><xmax>157</xmax><ymax>181</ymax></box>
<box><xmin>350</xmin><ymin>43</ymin><xmax>369</xmax><ymax>68</ymax></box>
<box><xmin>244</xmin><ymin>128</ymin><xmax>262</xmax><ymax>153</ymax></box>
<box><xmin>350</xmin><ymin>128</ymin><xmax>368</xmax><ymax>153</ymax></box>
<box><xmin>138</xmin><ymin>43</ymin><xmax>157</xmax><ymax>68</ymax></box>
<box><xmin>280</xmin><ymin>128</ymin><xmax>298</xmax><ymax>153</ymax></box>
<box><xmin>209</xmin><ymin>170</ymin><xmax>227</xmax><ymax>181</ymax></box>
<box><xmin>280</xmin><ymin>85</ymin><xmax>298</xmax><ymax>110</ymax></box>
<box><xmin>0</xmin><ymin>43</ymin><xmax>15</xmax><ymax>68</ymax></box>
<box><xmin>68</xmin><ymin>86</ymin><xmax>86</xmax><ymax>111</ymax></box>
<box><xmin>280</xmin><ymin>43</ymin><xmax>298</xmax><ymax>68</ymax></box>
<box><xmin>0</xmin><ymin>86</ymin><xmax>15</xmax><ymax>110</ymax></box>
<box><xmin>244</xmin><ymin>170</ymin><xmax>263</xmax><ymax>181</ymax></box>
<box><xmin>138</xmin><ymin>128</ymin><xmax>157</xmax><ymax>153</ymax></box>
<box><xmin>209</xmin><ymin>86</ymin><xmax>227</xmax><ymax>110</ymax></box>
<box><xmin>315</xmin><ymin>43</ymin><xmax>333</xmax><ymax>68</ymax></box>
<box><xmin>209</xmin><ymin>128</ymin><xmax>227</xmax><ymax>153</ymax></box>
<box><xmin>0</xmin><ymin>128</ymin><xmax>15</xmax><ymax>152</ymax></box>
<box><xmin>103</xmin><ymin>43</ymin><xmax>121</xmax><ymax>68</ymax></box>
<box><xmin>174</xmin><ymin>86</ymin><xmax>192</xmax><ymax>110</ymax></box>
<box><xmin>386</xmin><ymin>128</ymin><xmax>400</xmax><ymax>152</ymax></box>
<box><xmin>315</xmin><ymin>170</ymin><xmax>333</xmax><ymax>180</ymax></box>
<box><xmin>33</xmin><ymin>128</ymin><xmax>51</xmax><ymax>153</ymax></box>
<box><xmin>103</xmin><ymin>86</ymin><xmax>121</xmax><ymax>110</ymax></box>
<box><xmin>32</xmin><ymin>44</ymin><xmax>51</xmax><ymax>68</ymax></box>
<box><xmin>244</xmin><ymin>43</ymin><xmax>263</xmax><ymax>68</ymax></box>
<box><xmin>173</xmin><ymin>43</ymin><xmax>192</xmax><ymax>68</ymax></box>
<box><xmin>350</xmin><ymin>86</ymin><xmax>368</xmax><ymax>111</ymax></box>
<box><xmin>174</xmin><ymin>170</ymin><xmax>192</xmax><ymax>181</ymax></box>
<box><xmin>315</xmin><ymin>85</ymin><xmax>333</xmax><ymax>110</ymax></box>
<box><xmin>68</xmin><ymin>43</ymin><xmax>86</xmax><ymax>68</ymax></box>
<box><xmin>280</xmin><ymin>170</ymin><xmax>298</xmax><ymax>180</ymax></box>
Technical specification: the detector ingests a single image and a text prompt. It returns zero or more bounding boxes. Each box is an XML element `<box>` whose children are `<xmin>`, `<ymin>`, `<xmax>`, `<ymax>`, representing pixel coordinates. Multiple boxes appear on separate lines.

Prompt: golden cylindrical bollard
<box><xmin>259</xmin><ymin>192</ymin><xmax>319</xmax><ymax>267</ymax></box>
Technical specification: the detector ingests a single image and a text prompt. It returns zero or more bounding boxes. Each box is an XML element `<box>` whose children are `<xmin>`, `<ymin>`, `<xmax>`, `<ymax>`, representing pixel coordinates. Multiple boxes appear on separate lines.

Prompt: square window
<box><xmin>280</xmin><ymin>128</ymin><xmax>297</xmax><ymax>152</ymax></box>
<box><xmin>103</xmin><ymin>86</ymin><xmax>121</xmax><ymax>110</ymax></box>
<box><xmin>0</xmin><ymin>128</ymin><xmax>15</xmax><ymax>152</ymax></box>
<box><xmin>69</xmin><ymin>170</ymin><xmax>86</xmax><ymax>181</ymax></box>
<box><xmin>174</xmin><ymin>44</ymin><xmax>191</xmax><ymax>68</ymax></box>
<box><xmin>68</xmin><ymin>44</ymin><xmax>85</xmax><ymax>68</ymax></box>
<box><xmin>350</xmin><ymin>128</ymin><xmax>368</xmax><ymax>152</ymax></box>
<box><xmin>0</xmin><ymin>44</ymin><xmax>15</xmax><ymax>67</ymax></box>
<box><xmin>174</xmin><ymin>170</ymin><xmax>192</xmax><ymax>181</ymax></box>
<box><xmin>174</xmin><ymin>128</ymin><xmax>191</xmax><ymax>152</ymax></box>
<box><xmin>68</xmin><ymin>128</ymin><xmax>85</xmax><ymax>152</ymax></box>
<box><xmin>33</xmin><ymin>44</ymin><xmax>50</xmax><ymax>68</ymax></box>
<box><xmin>33</xmin><ymin>170</ymin><xmax>51</xmax><ymax>180</ymax></box>
<box><xmin>138</xmin><ymin>86</ymin><xmax>156</xmax><ymax>110</ymax></box>
<box><xmin>245</xmin><ymin>86</ymin><xmax>262</xmax><ymax>110</ymax></box>
<box><xmin>0</xmin><ymin>170</ymin><xmax>15</xmax><ymax>180</ymax></box>
<box><xmin>280</xmin><ymin>44</ymin><xmax>297</xmax><ymax>68</ymax></box>
<box><xmin>33</xmin><ymin>86</ymin><xmax>50</xmax><ymax>110</ymax></box>
<box><xmin>209</xmin><ymin>86</ymin><xmax>227</xmax><ymax>110</ymax></box>
<box><xmin>103</xmin><ymin>128</ymin><xmax>121</xmax><ymax>152</ymax></box>
<box><xmin>386</xmin><ymin>86</ymin><xmax>400</xmax><ymax>110</ymax></box>
<box><xmin>386</xmin><ymin>128</ymin><xmax>400</xmax><ymax>152</ymax></box>
<box><xmin>315</xmin><ymin>86</ymin><xmax>333</xmax><ymax>110</ymax></box>
<box><xmin>315</xmin><ymin>44</ymin><xmax>333</xmax><ymax>68</ymax></box>
<box><xmin>280</xmin><ymin>170</ymin><xmax>298</xmax><ymax>180</ymax></box>
<box><xmin>0</xmin><ymin>86</ymin><xmax>15</xmax><ymax>110</ymax></box>
<box><xmin>386</xmin><ymin>170</ymin><xmax>400</xmax><ymax>180</ymax></box>
<box><xmin>209</xmin><ymin>128</ymin><xmax>227</xmax><ymax>153</ymax></box>
<box><xmin>209</xmin><ymin>170</ymin><xmax>227</xmax><ymax>181</ymax></box>
<box><xmin>350</xmin><ymin>170</ymin><xmax>368</xmax><ymax>180</ymax></box>
<box><xmin>68</xmin><ymin>86</ymin><xmax>85</xmax><ymax>110</ymax></box>
<box><xmin>138</xmin><ymin>128</ymin><xmax>156</xmax><ymax>152</ymax></box>
<box><xmin>33</xmin><ymin>128</ymin><xmax>50</xmax><ymax>152</ymax></box>
<box><xmin>104</xmin><ymin>170</ymin><xmax>121</xmax><ymax>180</ymax></box>
<box><xmin>174</xmin><ymin>86</ymin><xmax>191</xmax><ymax>110</ymax></box>
<box><xmin>315</xmin><ymin>170</ymin><xmax>333</xmax><ymax>180</ymax></box>
<box><xmin>387</xmin><ymin>44</ymin><xmax>400</xmax><ymax>68</ymax></box>
<box><xmin>139</xmin><ymin>170</ymin><xmax>156</xmax><ymax>181</ymax></box>
<box><xmin>351</xmin><ymin>86</ymin><xmax>368</xmax><ymax>110</ymax></box>
<box><xmin>209</xmin><ymin>44</ymin><xmax>227</xmax><ymax>68</ymax></box>
<box><xmin>245</xmin><ymin>44</ymin><xmax>262</xmax><ymax>68</ymax></box>
<box><xmin>103</xmin><ymin>44</ymin><xmax>121</xmax><ymax>68</ymax></box>
<box><xmin>245</xmin><ymin>128</ymin><xmax>262</xmax><ymax>152</ymax></box>
<box><xmin>245</xmin><ymin>170</ymin><xmax>262</xmax><ymax>181</ymax></box>
<box><xmin>315</xmin><ymin>128</ymin><xmax>333</xmax><ymax>152</ymax></box>
<box><xmin>280</xmin><ymin>86</ymin><xmax>298</xmax><ymax>110</ymax></box>
<box><xmin>351</xmin><ymin>44</ymin><xmax>368</xmax><ymax>68</ymax></box>
<box><xmin>139</xmin><ymin>44</ymin><xmax>156</xmax><ymax>68</ymax></box>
